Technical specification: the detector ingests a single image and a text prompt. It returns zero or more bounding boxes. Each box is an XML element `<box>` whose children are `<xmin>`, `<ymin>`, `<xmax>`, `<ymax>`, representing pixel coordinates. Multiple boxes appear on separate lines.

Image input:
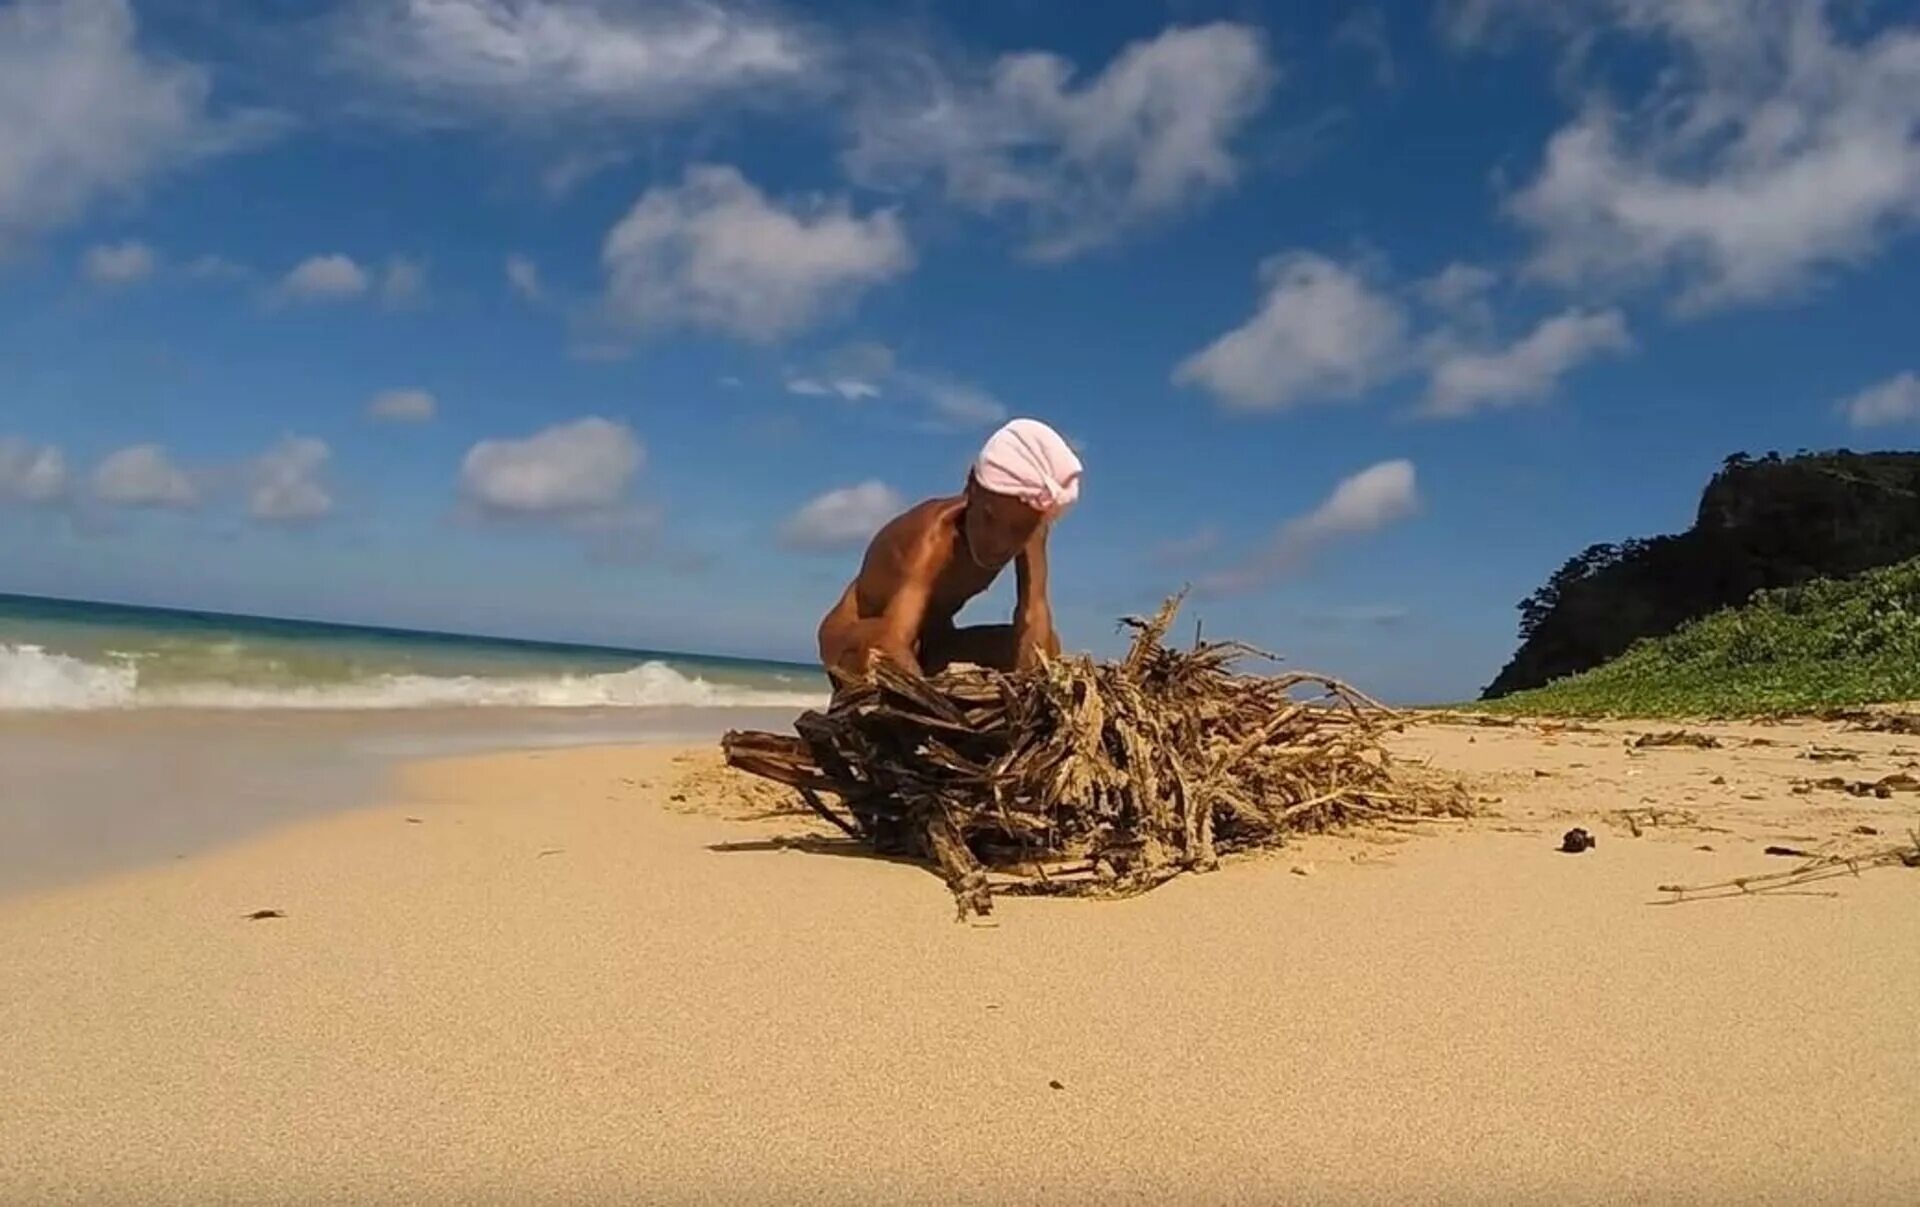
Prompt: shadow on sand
<box><xmin>705</xmin><ymin>833</ymin><xmax>941</xmax><ymax>878</ymax></box>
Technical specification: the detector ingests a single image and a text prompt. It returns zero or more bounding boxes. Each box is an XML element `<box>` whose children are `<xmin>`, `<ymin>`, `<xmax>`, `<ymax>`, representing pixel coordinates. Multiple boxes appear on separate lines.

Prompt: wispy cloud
<box><xmin>1839</xmin><ymin>371</ymin><xmax>1920</xmax><ymax>428</ymax></box>
<box><xmin>80</xmin><ymin>240</ymin><xmax>156</xmax><ymax>285</ymax></box>
<box><xmin>277</xmin><ymin>254</ymin><xmax>370</xmax><ymax>303</ymax></box>
<box><xmin>0</xmin><ymin>436</ymin><xmax>68</xmax><ymax>506</ymax></box>
<box><xmin>1178</xmin><ymin>251</ymin><xmax>1631</xmax><ymax>418</ymax></box>
<box><xmin>847</xmin><ymin>22</ymin><xmax>1275</xmax><ymax>260</ymax></box>
<box><xmin>246</xmin><ymin>437</ymin><xmax>335</xmax><ymax>523</ymax></box>
<box><xmin>1464</xmin><ymin>0</ymin><xmax>1920</xmax><ymax>313</ymax></box>
<box><xmin>380</xmin><ymin>256</ymin><xmax>427</xmax><ymax>309</ymax></box>
<box><xmin>90</xmin><ymin>444</ymin><xmax>201</xmax><ymax>510</ymax></box>
<box><xmin>1197</xmin><ymin>460</ymin><xmax>1419</xmax><ymax>596</ymax></box>
<box><xmin>0</xmin><ymin>0</ymin><xmax>278</xmax><ymax>255</ymax></box>
<box><xmin>505</xmin><ymin>253</ymin><xmax>543</xmax><ymax>302</ymax></box>
<box><xmin>1333</xmin><ymin>8</ymin><xmax>1398</xmax><ymax>89</ymax></box>
<box><xmin>1173</xmin><ymin>252</ymin><xmax>1407</xmax><ymax>411</ymax></box>
<box><xmin>779</xmin><ymin>481</ymin><xmax>905</xmax><ymax>552</ymax></box>
<box><xmin>1424</xmin><ymin>308</ymin><xmax>1631</xmax><ymax>417</ymax></box>
<box><xmin>458</xmin><ymin>416</ymin><xmax>661</xmax><ymax>562</ymax></box>
<box><xmin>601</xmin><ymin>164</ymin><xmax>912</xmax><ymax>342</ymax></box>
<box><xmin>367</xmin><ymin>388</ymin><xmax>438</xmax><ymax>423</ymax></box>
<box><xmin>783</xmin><ymin>343</ymin><xmax>1008</xmax><ymax>430</ymax></box>
<box><xmin>461</xmin><ymin>417</ymin><xmax>642</xmax><ymax>518</ymax></box>
<box><xmin>330</xmin><ymin>0</ymin><xmax>819</xmax><ymax>127</ymax></box>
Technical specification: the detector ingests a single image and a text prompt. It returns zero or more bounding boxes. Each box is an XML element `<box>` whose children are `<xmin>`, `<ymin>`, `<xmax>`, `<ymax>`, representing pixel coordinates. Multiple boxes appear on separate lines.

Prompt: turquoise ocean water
<box><xmin>0</xmin><ymin>593</ymin><xmax>829</xmax><ymax>712</ymax></box>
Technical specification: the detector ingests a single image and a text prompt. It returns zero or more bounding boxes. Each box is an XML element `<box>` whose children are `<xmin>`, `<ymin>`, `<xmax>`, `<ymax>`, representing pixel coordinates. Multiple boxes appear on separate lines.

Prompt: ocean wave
<box><xmin>0</xmin><ymin>644</ymin><xmax>824</xmax><ymax>712</ymax></box>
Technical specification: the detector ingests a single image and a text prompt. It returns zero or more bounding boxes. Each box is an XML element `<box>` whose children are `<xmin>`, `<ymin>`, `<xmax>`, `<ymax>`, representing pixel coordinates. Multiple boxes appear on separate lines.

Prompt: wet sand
<box><xmin>0</xmin><ymin>705</ymin><xmax>806</xmax><ymax>897</ymax></box>
<box><xmin>2</xmin><ymin>716</ymin><xmax>1916</xmax><ymax>1202</ymax></box>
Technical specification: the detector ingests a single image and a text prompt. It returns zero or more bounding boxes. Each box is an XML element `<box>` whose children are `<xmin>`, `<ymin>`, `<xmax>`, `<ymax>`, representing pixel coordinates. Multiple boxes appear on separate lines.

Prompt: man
<box><xmin>818</xmin><ymin>417</ymin><xmax>1083</xmax><ymax>687</ymax></box>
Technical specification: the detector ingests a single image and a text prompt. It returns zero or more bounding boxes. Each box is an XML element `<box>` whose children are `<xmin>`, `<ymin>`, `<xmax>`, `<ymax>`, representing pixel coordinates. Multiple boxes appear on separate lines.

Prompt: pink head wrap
<box><xmin>972</xmin><ymin>418</ymin><xmax>1083</xmax><ymax>515</ymax></box>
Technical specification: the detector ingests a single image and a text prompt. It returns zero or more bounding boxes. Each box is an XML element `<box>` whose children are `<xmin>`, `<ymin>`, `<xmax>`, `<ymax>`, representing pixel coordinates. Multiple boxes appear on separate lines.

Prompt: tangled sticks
<box><xmin>723</xmin><ymin>596</ymin><xmax>1467</xmax><ymax>917</ymax></box>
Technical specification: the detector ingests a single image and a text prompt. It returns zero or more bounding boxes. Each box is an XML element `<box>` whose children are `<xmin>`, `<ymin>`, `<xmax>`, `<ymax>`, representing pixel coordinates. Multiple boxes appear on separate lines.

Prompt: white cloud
<box><xmin>1173</xmin><ymin>252</ymin><xmax>1408</xmax><ymax>411</ymax></box>
<box><xmin>784</xmin><ymin>376</ymin><xmax>878</xmax><ymax>401</ymax></box>
<box><xmin>783</xmin><ymin>342</ymin><xmax>1006</xmax><ymax>428</ymax></box>
<box><xmin>460</xmin><ymin>416</ymin><xmax>643</xmax><ymax>516</ymax></box>
<box><xmin>278</xmin><ymin>254</ymin><xmax>371</xmax><ymax>302</ymax></box>
<box><xmin>1415</xmin><ymin>261</ymin><xmax>1499</xmax><ymax>328</ymax></box>
<box><xmin>902</xmin><ymin>373</ymin><xmax>1007</xmax><ymax>429</ymax></box>
<box><xmin>1484</xmin><ymin>1</ymin><xmax>1920</xmax><ymax>312</ymax></box>
<box><xmin>1424</xmin><ymin>308</ymin><xmax>1632</xmax><ymax>417</ymax></box>
<box><xmin>847</xmin><ymin>22</ymin><xmax>1275</xmax><ymax>260</ymax></box>
<box><xmin>1840</xmin><ymin>371</ymin><xmax>1920</xmax><ymax>428</ymax></box>
<box><xmin>90</xmin><ymin>444</ymin><xmax>199</xmax><ymax>509</ymax></box>
<box><xmin>0</xmin><ymin>0</ymin><xmax>272</xmax><ymax>256</ymax></box>
<box><xmin>333</xmin><ymin>0</ymin><xmax>816</xmax><ymax>124</ymax></box>
<box><xmin>601</xmin><ymin>164</ymin><xmax>912</xmax><ymax>341</ymax></box>
<box><xmin>780</xmin><ymin>481</ymin><xmax>905</xmax><ymax>551</ymax></box>
<box><xmin>380</xmin><ymin>257</ymin><xmax>427</xmax><ymax>308</ymax></box>
<box><xmin>367</xmin><ymin>388</ymin><xmax>438</xmax><ymax>423</ymax></box>
<box><xmin>505</xmin><ymin>252</ymin><xmax>543</xmax><ymax>301</ymax></box>
<box><xmin>81</xmin><ymin>240</ymin><xmax>155</xmax><ymax>285</ymax></box>
<box><xmin>247</xmin><ymin>437</ymin><xmax>334</xmax><ymax>523</ymax></box>
<box><xmin>1198</xmin><ymin>460</ymin><xmax>1419</xmax><ymax>595</ymax></box>
<box><xmin>0</xmin><ymin>437</ymin><xmax>67</xmax><ymax>504</ymax></box>
<box><xmin>785</xmin><ymin>341</ymin><xmax>893</xmax><ymax>400</ymax></box>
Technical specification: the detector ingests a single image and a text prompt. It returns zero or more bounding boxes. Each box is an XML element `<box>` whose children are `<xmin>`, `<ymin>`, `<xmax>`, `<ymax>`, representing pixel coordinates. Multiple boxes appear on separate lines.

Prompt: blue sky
<box><xmin>2</xmin><ymin>0</ymin><xmax>1917</xmax><ymax>701</ymax></box>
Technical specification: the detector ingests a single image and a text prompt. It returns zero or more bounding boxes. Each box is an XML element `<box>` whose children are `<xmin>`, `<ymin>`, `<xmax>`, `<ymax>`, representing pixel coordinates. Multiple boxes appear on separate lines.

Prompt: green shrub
<box><xmin>1473</xmin><ymin>556</ymin><xmax>1920</xmax><ymax>718</ymax></box>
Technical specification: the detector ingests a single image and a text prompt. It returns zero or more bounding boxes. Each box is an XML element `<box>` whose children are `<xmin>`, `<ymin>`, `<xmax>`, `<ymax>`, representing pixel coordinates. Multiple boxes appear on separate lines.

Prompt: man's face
<box><xmin>963</xmin><ymin>477</ymin><xmax>1045</xmax><ymax>566</ymax></box>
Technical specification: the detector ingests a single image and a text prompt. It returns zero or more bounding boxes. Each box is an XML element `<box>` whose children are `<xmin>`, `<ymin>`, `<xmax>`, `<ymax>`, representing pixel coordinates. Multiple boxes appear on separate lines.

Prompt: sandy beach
<box><xmin>3</xmin><ymin>715</ymin><xmax>1918</xmax><ymax>1203</ymax></box>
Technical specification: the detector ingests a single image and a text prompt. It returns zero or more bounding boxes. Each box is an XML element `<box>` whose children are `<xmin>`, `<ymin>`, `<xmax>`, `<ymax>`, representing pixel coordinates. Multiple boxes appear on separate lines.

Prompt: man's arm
<box><xmin>1012</xmin><ymin>524</ymin><xmax>1059</xmax><ymax>670</ymax></box>
<box><xmin>873</xmin><ymin>572</ymin><xmax>932</xmax><ymax>677</ymax></box>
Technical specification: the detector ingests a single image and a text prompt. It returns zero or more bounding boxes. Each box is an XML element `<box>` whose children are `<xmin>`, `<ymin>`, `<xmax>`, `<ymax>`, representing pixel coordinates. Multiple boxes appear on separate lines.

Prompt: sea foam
<box><xmin>0</xmin><ymin>644</ymin><xmax>824</xmax><ymax>712</ymax></box>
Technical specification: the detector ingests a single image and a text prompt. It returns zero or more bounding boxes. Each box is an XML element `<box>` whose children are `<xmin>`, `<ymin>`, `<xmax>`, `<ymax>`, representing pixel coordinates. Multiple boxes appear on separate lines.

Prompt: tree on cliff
<box><xmin>1482</xmin><ymin>451</ymin><xmax>1920</xmax><ymax>699</ymax></box>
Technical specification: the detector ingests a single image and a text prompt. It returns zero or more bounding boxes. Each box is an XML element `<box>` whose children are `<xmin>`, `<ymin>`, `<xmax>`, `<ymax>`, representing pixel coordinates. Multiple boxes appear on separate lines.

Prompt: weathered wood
<box><xmin>720</xmin><ymin>595</ymin><xmax>1468</xmax><ymax>913</ymax></box>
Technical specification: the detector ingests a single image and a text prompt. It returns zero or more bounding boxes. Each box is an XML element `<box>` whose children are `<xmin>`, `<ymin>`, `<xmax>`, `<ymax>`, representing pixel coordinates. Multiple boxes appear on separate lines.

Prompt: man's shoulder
<box><xmin>872</xmin><ymin>494</ymin><xmax>963</xmax><ymax>563</ymax></box>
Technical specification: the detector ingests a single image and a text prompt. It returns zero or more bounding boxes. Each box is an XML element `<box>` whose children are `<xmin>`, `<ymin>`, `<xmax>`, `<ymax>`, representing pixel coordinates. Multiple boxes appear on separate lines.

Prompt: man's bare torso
<box><xmin>817</xmin><ymin>488</ymin><xmax>1055</xmax><ymax>685</ymax></box>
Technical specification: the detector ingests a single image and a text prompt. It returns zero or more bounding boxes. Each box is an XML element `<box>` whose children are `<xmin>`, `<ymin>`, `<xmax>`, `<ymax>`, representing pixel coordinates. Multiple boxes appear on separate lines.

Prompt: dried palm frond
<box><xmin>723</xmin><ymin>595</ymin><xmax>1468</xmax><ymax>916</ymax></box>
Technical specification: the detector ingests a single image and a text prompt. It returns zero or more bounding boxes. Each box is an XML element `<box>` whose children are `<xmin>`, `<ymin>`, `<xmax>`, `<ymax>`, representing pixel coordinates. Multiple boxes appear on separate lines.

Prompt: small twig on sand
<box><xmin>1653</xmin><ymin>833</ymin><xmax>1920</xmax><ymax>903</ymax></box>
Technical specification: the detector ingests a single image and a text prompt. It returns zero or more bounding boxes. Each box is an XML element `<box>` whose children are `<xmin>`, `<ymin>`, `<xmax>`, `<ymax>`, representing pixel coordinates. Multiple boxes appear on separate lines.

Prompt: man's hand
<box><xmin>869</xmin><ymin>639</ymin><xmax>924</xmax><ymax>679</ymax></box>
<box><xmin>1013</xmin><ymin>609</ymin><xmax>1058</xmax><ymax>671</ymax></box>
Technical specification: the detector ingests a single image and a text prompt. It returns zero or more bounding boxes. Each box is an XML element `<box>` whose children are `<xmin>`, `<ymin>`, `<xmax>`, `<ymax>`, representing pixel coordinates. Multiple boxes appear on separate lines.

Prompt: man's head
<box><xmin>963</xmin><ymin>418</ymin><xmax>1082</xmax><ymax>566</ymax></box>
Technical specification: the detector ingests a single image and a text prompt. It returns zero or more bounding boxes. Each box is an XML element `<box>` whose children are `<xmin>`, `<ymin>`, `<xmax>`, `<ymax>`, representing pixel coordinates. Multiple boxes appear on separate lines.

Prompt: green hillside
<box><xmin>1476</xmin><ymin>555</ymin><xmax>1920</xmax><ymax>718</ymax></box>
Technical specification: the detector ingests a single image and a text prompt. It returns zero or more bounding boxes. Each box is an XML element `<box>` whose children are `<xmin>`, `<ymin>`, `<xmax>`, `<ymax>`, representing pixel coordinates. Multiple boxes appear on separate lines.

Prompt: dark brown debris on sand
<box><xmin>723</xmin><ymin>595</ymin><xmax>1470</xmax><ymax>917</ymax></box>
<box><xmin>1631</xmin><ymin>731</ymin><xmax>1722</xmax><ymax>750</ymax></box>
<box><xmin>1801</xmin><ymin>746</ymin><xmax>1863</xmax><ymax>763</ymax></box>
<box><xmin>1793</xmin><ymin>773</ymin><xmax>1920</xmax><ymax>799</ymax></box>
<box><xmin>1820</xmin><ymin>709</ymin><xmax>1920</xmax><ymax>736</ymax></box>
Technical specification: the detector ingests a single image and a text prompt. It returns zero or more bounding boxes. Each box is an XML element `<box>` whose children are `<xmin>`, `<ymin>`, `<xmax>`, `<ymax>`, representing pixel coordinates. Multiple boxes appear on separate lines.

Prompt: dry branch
<box><xmin>1654</xmin><ymin>832</ymin><xmax>1920</xmax><ymax>903</ymax></box>
<box><xmin>722</xmin><ymin>595</ymin><xmax>1468</xmax><ymax>916</ymax></box>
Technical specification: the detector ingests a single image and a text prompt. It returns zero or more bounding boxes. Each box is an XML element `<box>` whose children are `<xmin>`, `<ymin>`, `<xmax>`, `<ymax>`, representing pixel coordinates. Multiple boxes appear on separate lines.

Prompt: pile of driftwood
<box><xmin>722</xmin><ymin>596</ymin><xmax>1467</xmax><ymax>916</ymax></box>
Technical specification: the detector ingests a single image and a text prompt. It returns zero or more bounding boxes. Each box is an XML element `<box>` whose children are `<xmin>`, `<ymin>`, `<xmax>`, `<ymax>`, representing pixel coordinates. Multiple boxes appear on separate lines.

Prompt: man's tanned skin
<box><xmin>818</xmin><ymin>473</ymin><xmax>1059</xmax><ymax>687</ymax></box>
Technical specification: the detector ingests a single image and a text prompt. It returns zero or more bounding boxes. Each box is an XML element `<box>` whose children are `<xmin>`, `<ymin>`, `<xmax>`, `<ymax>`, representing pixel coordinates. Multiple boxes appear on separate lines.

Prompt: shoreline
<box><xmin>4</xmin><ymin>718</ymin><xmax>1918</xmax><ymax>1201</ymax></box>
<box><xmin>0</xmin><ymin>704</ymin><xmax>807</xmax><ymax>900</ymax></box>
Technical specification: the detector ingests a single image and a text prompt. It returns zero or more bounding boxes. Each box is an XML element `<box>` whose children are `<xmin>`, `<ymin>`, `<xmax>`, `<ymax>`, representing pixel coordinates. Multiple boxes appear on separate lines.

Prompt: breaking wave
<box><xmin>0</xmin><ymin>644</ymin><xmax>825</xmax><ymax>712</ymax></box>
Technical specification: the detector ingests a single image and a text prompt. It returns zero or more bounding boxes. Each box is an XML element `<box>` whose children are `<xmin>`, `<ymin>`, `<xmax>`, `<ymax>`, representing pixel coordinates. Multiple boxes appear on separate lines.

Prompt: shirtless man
<box><xmin>818</xmin><ymin>417</ymin><xmax>1083</xmax><ymax>688</ymax></box>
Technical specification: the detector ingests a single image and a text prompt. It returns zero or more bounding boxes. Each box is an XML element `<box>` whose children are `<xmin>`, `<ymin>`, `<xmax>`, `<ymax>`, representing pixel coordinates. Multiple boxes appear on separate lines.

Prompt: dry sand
<box><xmin>3</xmin><ymin>716</ymin><xmax>1918</xmax><ymax>1203</ymax></box>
